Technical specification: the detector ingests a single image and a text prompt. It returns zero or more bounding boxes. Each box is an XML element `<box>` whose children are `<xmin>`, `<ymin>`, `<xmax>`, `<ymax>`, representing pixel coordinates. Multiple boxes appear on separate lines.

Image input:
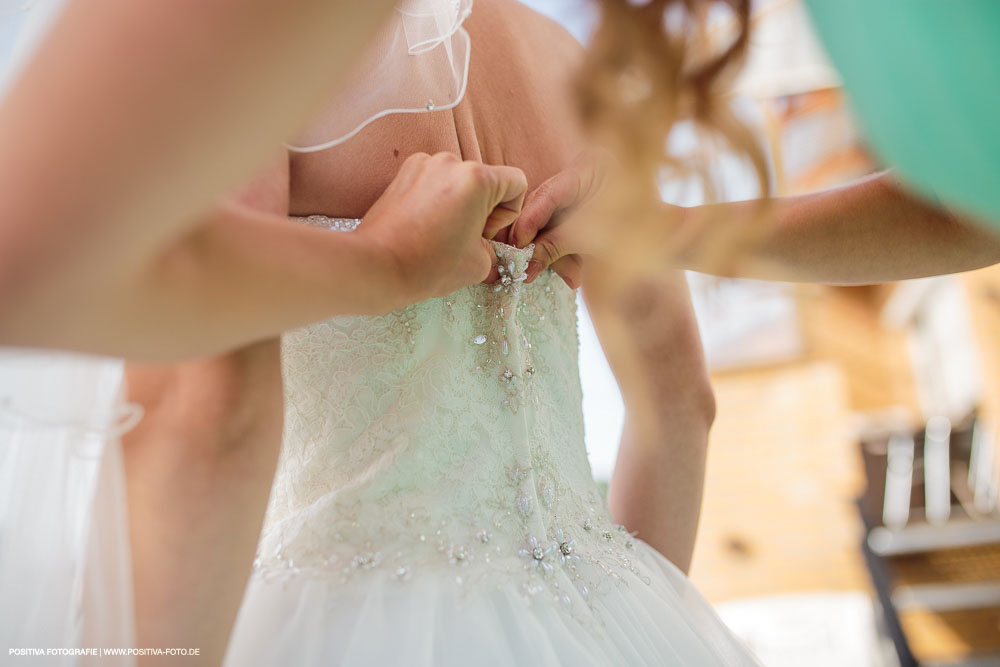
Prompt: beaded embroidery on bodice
<box><xmin>252</xmin><ymin>216</ymin><xmax>650</xmax><ymax>625</ymax></box>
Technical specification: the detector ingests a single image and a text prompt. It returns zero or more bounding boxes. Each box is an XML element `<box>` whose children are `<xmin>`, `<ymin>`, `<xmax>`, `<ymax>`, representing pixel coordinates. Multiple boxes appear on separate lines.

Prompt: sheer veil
<box><xmin>287</xmin><ymin>0</ymin><xmax>473</xmax><ymax>152</ymax></box>
<box><xmin>0</xmin><ymin>0</ymin><xmax>472</xmax><ymax>660</ymax></box>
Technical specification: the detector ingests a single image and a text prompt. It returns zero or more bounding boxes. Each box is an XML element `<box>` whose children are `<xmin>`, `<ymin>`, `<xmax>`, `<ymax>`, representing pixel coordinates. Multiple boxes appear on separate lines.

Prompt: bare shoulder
<box><xmin>470</xmin><ymin>0</ymin><xmax>586</xmax><ymax>66</ymax></box>
<box><xmin>289</xmin><ymin>0</ymin><xmax>585</xmax><ymax>217</ymax></box>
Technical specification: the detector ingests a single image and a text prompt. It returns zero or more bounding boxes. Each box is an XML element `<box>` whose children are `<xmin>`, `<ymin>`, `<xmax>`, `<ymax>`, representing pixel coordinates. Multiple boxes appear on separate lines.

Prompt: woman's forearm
<box><xmin>0</xmin><ymin>204</ymin><xmax>401</xmax><ymax>361</ymax></box>
<box><xmin>1</xmin><ymin>151</ymin><xmax>527</xmax><ymax>360</ymax></box>
<box><xmin>124</xmin><ymin>339</ymin><xmax>284</xmax><ymax>667</ymax></box>
<box><xmin>0</xmin><ymin>0</ymin><xmax>395</xmax><ymax>307</ymax></box>
<box><xmin>610</xmin><ymin>410</ymin><xmax>711</xmax><ymax>575</ymax></box>
<box><xmin>586</xmin><ymin>269</ymin><xmax>714</xmax><ymax>573</ymax></box>
<box><xmin>682</xmin><ymin>171</ymin><xmax>1000</xmax><ymax>284</ymax></box>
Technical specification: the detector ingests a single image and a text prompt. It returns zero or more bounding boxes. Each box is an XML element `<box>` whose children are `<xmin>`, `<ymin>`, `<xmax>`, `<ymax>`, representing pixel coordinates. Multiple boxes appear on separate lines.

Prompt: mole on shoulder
<box><xmin>393</xmin><ymin>149</ymin><xmax>400</xmax><ymax>158</ymax></box>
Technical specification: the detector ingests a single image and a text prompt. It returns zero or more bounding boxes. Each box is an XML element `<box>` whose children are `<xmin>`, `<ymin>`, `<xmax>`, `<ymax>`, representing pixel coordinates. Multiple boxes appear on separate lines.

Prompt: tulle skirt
<box><xmin>224</xmin><ymin>537</ymin><xmax>762</xmax><ymax>666</ymax></box>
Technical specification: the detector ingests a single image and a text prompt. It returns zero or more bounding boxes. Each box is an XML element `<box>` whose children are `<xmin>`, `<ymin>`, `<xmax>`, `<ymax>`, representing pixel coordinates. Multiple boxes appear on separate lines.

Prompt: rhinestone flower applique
<box><xmin>519</xmin><ymin>534</ymin><xmax>559</xmax><ymax>576</ymax></box>
<box><xmin>553</xmin><ymin>527</ymin><xmax>579</xmax><ymax>566</ymax></box>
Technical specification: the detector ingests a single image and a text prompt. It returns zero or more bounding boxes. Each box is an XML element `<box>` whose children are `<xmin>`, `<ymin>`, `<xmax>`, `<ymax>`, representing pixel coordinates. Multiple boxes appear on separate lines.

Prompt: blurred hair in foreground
<box><xmin>577</xmin><ymin>0</ymin><xmax>770</xmax><ymax>280</ymax></box>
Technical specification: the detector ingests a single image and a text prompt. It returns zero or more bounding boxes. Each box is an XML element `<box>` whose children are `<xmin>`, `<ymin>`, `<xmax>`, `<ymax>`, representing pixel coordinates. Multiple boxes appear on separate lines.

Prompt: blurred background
<box><xmin>5</xmin><ymin>0</ymin><xmax>994</xmax><ymax>663</ymax></box>
<box><xmin>524</xmin><ymin>0</ymin><xmax>1000</xmax><ymax>665</ymax></box>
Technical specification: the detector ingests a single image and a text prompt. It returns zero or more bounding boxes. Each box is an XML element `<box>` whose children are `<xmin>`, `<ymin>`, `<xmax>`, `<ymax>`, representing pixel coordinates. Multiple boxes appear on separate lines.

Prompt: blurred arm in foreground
<box><xmin>515</xmin><ymin>158</ymin><xmax>1000</xmax><ymax>287</ymax></box>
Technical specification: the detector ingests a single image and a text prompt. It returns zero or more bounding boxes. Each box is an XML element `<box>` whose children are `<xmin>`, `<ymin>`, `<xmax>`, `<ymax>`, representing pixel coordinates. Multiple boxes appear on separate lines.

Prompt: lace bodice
<box><xmin>252</xmin><ymin>216</ymin><xmax>650</xmax><ymax>628</ymax></box>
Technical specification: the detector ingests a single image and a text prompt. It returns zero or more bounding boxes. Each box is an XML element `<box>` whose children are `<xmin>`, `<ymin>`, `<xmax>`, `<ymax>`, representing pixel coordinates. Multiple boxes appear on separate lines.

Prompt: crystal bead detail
<box><xmin>470</xmin><ymin>241</ymin><xmax>537</xmax><ymax>413</ymax></box>
<box><xmin>352</xmin><ymin>552</ymin><xmax>379</xmax><ymax>569</ymax></box>
<box><xmin>292</xmin><ymin>215</ymin><xmax>362</xmax><ymax>233</ymax></box>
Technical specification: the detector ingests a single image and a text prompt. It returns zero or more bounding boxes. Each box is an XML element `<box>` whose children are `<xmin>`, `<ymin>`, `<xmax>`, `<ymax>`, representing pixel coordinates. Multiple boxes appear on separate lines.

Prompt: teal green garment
<box><xmin>804</xmin><ymin>0</ymin><xmax>1000</xmax><ymax>228</ymax></box>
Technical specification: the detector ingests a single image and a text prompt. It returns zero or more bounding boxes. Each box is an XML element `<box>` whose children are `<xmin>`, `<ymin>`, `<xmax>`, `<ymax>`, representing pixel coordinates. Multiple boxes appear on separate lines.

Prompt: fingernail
<box><xmin>525</xmin><ymin>261</ymin><xmax>543</xmax><ymax>283</ymax></box>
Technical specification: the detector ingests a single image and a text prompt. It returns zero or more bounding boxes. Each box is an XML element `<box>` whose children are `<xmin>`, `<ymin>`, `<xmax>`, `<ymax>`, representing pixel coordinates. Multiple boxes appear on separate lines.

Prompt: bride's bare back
<box><xmin>288</xmin><ymin>0</ymin><xmax>585</xmax><ymax>219</ymax></box>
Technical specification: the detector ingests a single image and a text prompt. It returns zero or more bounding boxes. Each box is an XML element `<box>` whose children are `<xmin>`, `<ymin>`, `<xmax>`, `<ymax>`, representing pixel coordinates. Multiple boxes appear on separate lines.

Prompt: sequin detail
<box><xmin>292</xmin><ymin>215</ymin><xmax>362</xmax><ymax>232</ymax></box>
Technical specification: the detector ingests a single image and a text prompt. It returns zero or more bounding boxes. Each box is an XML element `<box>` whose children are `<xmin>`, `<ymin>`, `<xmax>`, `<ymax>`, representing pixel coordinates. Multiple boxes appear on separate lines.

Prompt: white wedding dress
<box><xmin>223</xmin><ymin>216</ymin><xmax>762</xmax><ymax>666</ymax></box>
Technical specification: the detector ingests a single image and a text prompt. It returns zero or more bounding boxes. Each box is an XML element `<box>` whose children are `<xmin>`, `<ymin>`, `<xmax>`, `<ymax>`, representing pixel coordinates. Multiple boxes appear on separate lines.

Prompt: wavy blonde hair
<box><xmin>576</xmin><ymin>0</ymin><xmax>770</xmax><ymax>275</ymax></box>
